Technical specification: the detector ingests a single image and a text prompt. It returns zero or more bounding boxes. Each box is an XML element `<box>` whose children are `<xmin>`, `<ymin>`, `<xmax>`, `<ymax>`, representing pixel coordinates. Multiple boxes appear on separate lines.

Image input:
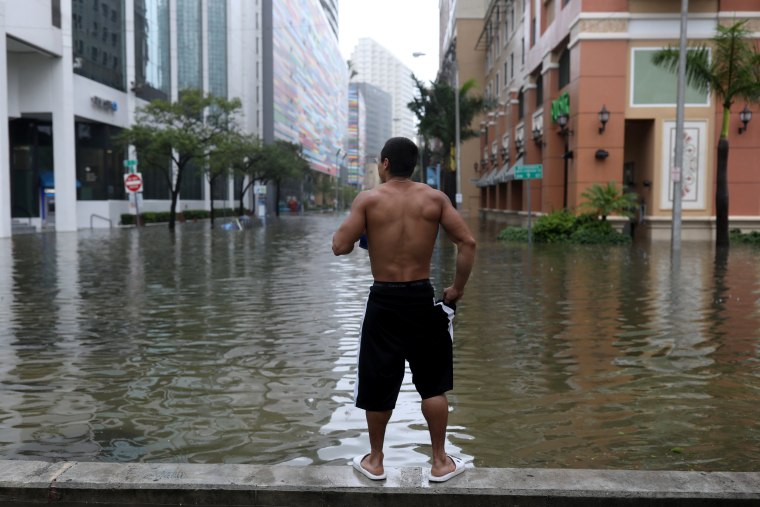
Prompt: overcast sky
<box><xmin>338</xmin><ymin>0</ymin><xmax>440</xmax><ymax>84</ymax></box>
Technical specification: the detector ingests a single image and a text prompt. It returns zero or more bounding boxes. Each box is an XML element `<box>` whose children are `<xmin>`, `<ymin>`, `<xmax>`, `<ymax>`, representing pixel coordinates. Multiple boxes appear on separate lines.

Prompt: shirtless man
<box><xmin>332</xmin><ymin>137</ymin><xmax>476</xmax><ymax>482</ymax></box>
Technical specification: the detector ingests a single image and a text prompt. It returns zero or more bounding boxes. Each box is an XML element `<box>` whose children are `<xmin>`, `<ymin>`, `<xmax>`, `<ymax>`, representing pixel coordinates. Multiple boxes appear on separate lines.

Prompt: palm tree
<box><xmin>653</xmin><ymin>20</ymin><xmax>760</xmax><ymax>247</ymax></box>
<box><xmin>408</xmin><ymin>75</ymin><xmax>484</xmax><ymax>203</ymax></box>
<box><xmin>580</xmin><ymin>182</ymin><xmax>638</xmax><ymax>221</ymax></box>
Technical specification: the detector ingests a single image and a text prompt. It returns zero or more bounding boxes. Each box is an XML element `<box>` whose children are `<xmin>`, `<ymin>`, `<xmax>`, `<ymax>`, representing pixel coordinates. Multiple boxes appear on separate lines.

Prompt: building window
<box><xmin>75</xmin><ymin>122</ymin><xmax>126</xmax><ymax>201</ymax></box>
<box><xmin>631</xmin><ymin>48</ymin><xmax>710</xmax><ymax>106</ymax></box>
<box><xmin>503</xmin><ymin>61</ymin><xmax>508</xmax><ymax>86</ymax></box>
<box><xmin>134</xmin><ymin>0</ymin><xmax>171</xmax><ymax>101</ymax></box>
<box><xmin>73</xmin><ymin>0</ymin><xmax>125</xmax><ymax>91</ymax></box>
<box><xmin>521</xmin><ymin>37</ymin><xmax>525</xmax><ymax>65</ymax></box>
<box><xmin>178</xmin><ymin>0</ymin><xmax>203</xmax><ymax>91</ymax></box>
<box><xmin>208</xmin><ymin>0</ymin><xmax>228</xmax><ymax>98</ymax></box>
<box><xmin>558</xmin><ymin>48</ymin><xmax>570</xmax><ymax>89</ymax></box>
<box><xmin>510</xmin><ymin>53</ymin><xmax>514</xmax><ymax>79</ymax></box>
<box><xmin>531</xmin><ymin>17</ymin><xmax>536</xmax><ymax>47</ymax></box>
<box><xmin>518</xmin><ymin>88</ymin><xmax>525</xmax><ymax>120</ymax></box>
<box><xmin>535</xmin><ymin>73</ymin><xmax>543</xmax><ymax>107</ymax></box>
<box><xmin>52</xmin><ymin>0</ymin><xmax>61</xmax><ymax>27</ymax></box>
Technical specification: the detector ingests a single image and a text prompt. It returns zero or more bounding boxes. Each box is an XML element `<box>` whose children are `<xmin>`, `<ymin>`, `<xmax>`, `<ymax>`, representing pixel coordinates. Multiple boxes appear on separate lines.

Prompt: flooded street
<box><xmin>0</xmin><ymin>215</ymin><xmax>758</xmax><ymax>471</ymax></box>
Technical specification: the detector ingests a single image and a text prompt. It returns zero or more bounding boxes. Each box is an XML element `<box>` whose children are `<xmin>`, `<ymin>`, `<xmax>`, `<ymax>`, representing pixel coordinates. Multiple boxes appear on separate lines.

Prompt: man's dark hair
<box><xmin>380</xmin><ymin>137</ymin><xmax>418</xmax><ymax>177</ymax></box>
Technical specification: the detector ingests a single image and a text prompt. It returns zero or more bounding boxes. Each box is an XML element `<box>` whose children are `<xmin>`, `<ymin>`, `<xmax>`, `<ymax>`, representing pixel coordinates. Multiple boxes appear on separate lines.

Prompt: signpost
<box><xmin>124</xmin><ymin>172</ymin><xmax>143</xmax><ymax>225</ymax></box>
<box><xmin>514</xmin><ymin>165</ymin><xmax>543</xmax><ymax>243</ymax></box>
<box><xmin>123</xmin><ymin>159</ymin><xmax>138</xmax><ymax>173</ymax></box>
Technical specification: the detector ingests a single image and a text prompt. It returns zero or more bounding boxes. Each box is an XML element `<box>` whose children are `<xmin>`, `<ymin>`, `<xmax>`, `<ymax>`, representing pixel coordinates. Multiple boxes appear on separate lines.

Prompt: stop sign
<box><xmin>124</xmin><ymin>172</ymin><xmax>143</xmax><ymax>193</ymax></box>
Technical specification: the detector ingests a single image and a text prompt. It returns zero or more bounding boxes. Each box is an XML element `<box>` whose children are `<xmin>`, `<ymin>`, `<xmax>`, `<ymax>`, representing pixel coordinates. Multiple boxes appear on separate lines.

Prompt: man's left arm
<box><xmin>332</xmin><ymin>192</ymin><xmax>368</xmax><ymax>256</ymax></box>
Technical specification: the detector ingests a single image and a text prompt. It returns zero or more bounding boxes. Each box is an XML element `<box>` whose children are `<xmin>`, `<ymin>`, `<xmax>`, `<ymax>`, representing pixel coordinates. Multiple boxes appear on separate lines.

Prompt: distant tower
<box><xmin>350</xmin><ymin>38</ymin><xmax>416</xmax><ymax>141</ymax></box>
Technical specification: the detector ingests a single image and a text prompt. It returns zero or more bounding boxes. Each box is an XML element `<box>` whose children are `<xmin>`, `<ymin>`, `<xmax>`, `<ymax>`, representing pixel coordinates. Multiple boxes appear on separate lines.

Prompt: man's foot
<box><xmin>352</xmin><ymin>453</ymin><xmax>386</xmax><ymax>480</ymax></box>
<box><xmin>429</xmin><ymin>455</ymin><xmax>465</xmax><ymax>483</ymax></box>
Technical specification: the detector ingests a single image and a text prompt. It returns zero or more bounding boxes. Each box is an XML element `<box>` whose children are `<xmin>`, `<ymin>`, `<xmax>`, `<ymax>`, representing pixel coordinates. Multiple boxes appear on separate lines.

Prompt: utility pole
<box><xmin>453</xmin><ymin>43</ymin><xmax>462</xmax><ymax>209</ymax></box>
<box><xmin>671</xmin><ymin>0</ymin><xmax>689</xmax><ymax>255</ymax></box>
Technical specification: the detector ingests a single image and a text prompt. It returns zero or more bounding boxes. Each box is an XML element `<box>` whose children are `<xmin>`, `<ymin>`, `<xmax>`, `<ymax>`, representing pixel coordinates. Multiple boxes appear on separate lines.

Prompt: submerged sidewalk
<box><xmin>0</xmin><ymin>460</ymin><xmax>758</xmax><ymax>506</ymax></box>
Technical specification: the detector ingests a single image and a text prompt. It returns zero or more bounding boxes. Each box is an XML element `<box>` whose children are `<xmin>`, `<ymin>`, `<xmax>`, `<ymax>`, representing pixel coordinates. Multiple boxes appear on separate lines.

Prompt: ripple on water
<box><xmin>0</xmin><ymin>219</ymin><xmax>758</xmax><ymax>470</ymax></box>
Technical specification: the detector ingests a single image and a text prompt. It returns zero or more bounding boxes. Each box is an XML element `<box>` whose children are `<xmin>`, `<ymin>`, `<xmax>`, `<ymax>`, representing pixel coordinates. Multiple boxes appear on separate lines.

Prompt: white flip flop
<box><xmin>429</xmin><ymin>455</ymin><xmax>465</xmax><ymax>482</ymax></box>
<box><xmin>352</xmin><ymin>453</ymin><xmax>387</xmax><ymax>480</ymax></box>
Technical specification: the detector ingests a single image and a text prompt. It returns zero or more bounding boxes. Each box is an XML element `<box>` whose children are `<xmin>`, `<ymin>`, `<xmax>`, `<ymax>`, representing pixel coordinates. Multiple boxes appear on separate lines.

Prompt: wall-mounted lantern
<box><xmin>598</xmin><ymin>105</ymin><xmax>610</xmax><ymax>134</ymax></box>
<box><xmin>739</xmin><ymin>105</ymin><xmax>752</xmax><ymax>134</ymax></box>
<box><xmin>557</xmin><ymin>113</ymin><xmax>573</xmax><ymax>137</ymax></box>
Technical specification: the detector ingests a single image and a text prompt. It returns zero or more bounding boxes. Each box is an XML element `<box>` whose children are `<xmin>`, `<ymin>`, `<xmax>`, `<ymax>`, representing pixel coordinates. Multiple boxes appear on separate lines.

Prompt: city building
<box><xmin>438</xmin><ymin>0</ymin><xmax>489</xmax><ymax>217</ymax></box>
<box><xmin>474</xmin><ymin>0</ymin><xmax>760</xmax><ymax>240</ymax></box>
<box><xmin>0</xmin><ymin>0</ymin><xmax>346</xmax><ymax>236</ymax></box>
<box><xmin>263</xmin><ymin>0</ymin><xmax>346</xmax><ymax>177</ymax></box>
<box><xmin>349</xmin><ymin>38</ymin><xmax>417</xmax><ymax>141</ymax></box>
<box><xmin>348</xmin><ymin>81</ymin><xmax>392</xmax><ymax>188</ymax></box>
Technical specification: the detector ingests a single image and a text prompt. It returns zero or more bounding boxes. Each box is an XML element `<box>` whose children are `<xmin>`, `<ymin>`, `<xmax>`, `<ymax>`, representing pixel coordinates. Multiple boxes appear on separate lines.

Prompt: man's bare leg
<box><xmin>361</xmin><ymin>410</ymin><xmax>392</xmax><ymax>476</ymax></box>
<box><xmin>422</xmin><ymin>394</ymin><xmax>456</xmax><ymax>477</ymax></box>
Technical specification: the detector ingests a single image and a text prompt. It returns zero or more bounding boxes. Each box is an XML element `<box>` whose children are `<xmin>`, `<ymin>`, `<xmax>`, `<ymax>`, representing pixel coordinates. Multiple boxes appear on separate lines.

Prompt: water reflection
<box><xmin>0</xmin><ymin>216</ymin><xmax>758</xmax><ymax>471</ymax></box>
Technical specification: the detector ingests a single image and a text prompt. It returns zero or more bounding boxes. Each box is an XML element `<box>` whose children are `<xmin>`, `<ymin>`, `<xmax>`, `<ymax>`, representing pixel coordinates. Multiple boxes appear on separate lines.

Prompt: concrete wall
<box><xmin>0</xmin><ymin>460</ymin><xmax>758</xmax><ymax>506</ymax></box>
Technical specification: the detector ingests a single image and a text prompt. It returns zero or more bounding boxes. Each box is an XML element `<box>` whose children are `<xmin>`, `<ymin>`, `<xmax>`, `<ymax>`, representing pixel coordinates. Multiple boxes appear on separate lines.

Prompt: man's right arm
<box><xmin>332</xmin><ymin>191</ymin><xmax>369</xmax><ymax>256</ymax></box>
<box><xmin>438</xmin><ymin>193</ymin><xmax>476</xmax><ymax>305</ymax></box>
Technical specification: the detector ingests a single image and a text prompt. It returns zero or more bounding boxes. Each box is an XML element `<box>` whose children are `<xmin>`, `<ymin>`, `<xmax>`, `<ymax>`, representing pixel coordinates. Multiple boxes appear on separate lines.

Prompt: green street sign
<box><xmin>514</xmin><ymin>164</ymin><xmax>543</xmax><ymax>180</ymax></box>
<box><xmin>123</xmin><ymin>159</ymin><xmax>138</xmax><ymax>167</ymax></box>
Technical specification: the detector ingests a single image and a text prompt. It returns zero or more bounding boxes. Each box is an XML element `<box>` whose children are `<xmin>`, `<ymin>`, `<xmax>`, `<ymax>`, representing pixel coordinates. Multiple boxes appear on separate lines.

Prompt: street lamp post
<box><xmin>442</xmin><ymin>40</ymin><xmax>461</xmax><ymax>208</ymax></box>
<box><xmin>454</xmin><ymin>56</ymin><xmax>461</xmax><ymax>209</ymax></box>
<box><xmin>334</xmin><ymin>148</ymin><xmax>343</xmax><ymax>211</ymax></box>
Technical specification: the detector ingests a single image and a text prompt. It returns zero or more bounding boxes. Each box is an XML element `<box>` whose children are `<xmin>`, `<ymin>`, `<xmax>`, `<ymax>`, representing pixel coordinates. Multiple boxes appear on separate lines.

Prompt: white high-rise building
<box><xmin>350</xmin><ymin>38</ymin><xmax>416</xmax><ymax>141</ymax></box>
<box><xmin>0</xmin><ymin>0</ymin><xmax>344</xmax><ymax>236</ymax></box>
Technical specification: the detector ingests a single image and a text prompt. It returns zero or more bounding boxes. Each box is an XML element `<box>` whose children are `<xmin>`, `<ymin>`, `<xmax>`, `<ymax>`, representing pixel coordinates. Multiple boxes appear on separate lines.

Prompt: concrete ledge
<box><xmin>0</xmin><ymin>460</ymin><xmax>758</xmax><ymax>506</ymax></box>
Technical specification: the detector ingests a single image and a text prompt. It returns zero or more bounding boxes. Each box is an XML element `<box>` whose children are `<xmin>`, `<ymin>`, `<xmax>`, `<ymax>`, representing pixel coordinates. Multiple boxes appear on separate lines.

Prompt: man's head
<box><xmin>379</xmin><ymin>137</ymin><xmax>418</xmax><ymax>178</ymax></box>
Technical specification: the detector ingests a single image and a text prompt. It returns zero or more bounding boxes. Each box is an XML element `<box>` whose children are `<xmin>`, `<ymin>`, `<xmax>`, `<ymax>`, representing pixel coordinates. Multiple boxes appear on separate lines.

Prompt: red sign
<box><xmin>124</xmin><ymin>172</ymin><xmax>143</xmax><ymax>193</ymax></box>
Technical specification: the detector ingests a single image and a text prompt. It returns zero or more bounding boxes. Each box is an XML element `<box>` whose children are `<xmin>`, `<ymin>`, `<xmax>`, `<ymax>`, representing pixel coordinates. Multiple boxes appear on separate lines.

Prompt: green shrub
<box><xmin>730</xmin><ymin>228</ymin><xmax>760</xmax><ymax>245</ymax></box>
<box><xmin>571</xmin><ymin>220</ymin><xmax>632</xmax><ymax>245</ymax></box>
<box><xmin>183</xmin><ymin>209</ymin><xmax>209</xmax><ymax>220</ymax></box>
<box><xmin>497</xmin><ymin>210</ymin><xmax>632</xmax><ymax>245</ymax></box>
<box><xmin>497</xmin><ymin>227</ymin><xmax>530</xmax><ymax>242</ymax></box>
<box><xmin>533</xmin><ymin>209</ymin><xmax>577</xmax><ymax>243</ymax></box>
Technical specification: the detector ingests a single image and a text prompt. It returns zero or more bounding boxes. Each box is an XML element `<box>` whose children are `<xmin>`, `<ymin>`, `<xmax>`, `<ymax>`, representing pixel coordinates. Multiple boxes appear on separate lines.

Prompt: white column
<box><xmin>0</xmin><ymin>0</ymin><xmax>12</xmax><ymax>238</ymax></box>
<box><xmin>52</xmin><ymin>0</ymin><xmax>77</xmax><ymax>232</ymax></box>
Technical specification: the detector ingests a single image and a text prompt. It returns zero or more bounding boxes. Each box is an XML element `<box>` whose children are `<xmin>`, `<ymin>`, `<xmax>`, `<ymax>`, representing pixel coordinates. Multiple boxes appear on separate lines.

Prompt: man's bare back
<box><xmin>332</xmin><ymin>156</ymin><xmax>475</xmax><ymax>305</ymax></box>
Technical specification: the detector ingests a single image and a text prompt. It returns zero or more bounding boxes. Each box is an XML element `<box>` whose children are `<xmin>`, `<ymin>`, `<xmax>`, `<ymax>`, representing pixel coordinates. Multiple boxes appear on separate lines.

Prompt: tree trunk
<box><xmin>274</xmin><ymin>179</ymin><xmax>281</xmax><ymax>217</ymax></box>
<box><xmin>168</xmin><ymin>164</ymin><xmax>184</xmax><ymax>230</ymax></box>
<box><xmin>715</xmin><ymin>137</ymin><xmax>729</xmax><ymax>247</ymax></box>
<box><xmin>209</xmin><ymin>178</ymin><xmax>216</xmax><ymax>226</ymax></box>
<box><xmin>238</xmin><ymin>179</ymin><xmax>245</xmax><ymax>216</ymax></box>
<box><xmin>169</xmin><ymin>189</ymin><xmax>179</xmax><ymax>230</ymax></box>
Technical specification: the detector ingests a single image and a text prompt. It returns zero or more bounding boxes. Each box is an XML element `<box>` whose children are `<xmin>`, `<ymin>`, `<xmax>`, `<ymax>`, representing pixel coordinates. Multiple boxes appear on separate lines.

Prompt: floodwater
<box><xmin>0</xmin><ymin>215</ymin><xmax>758</xmax><ymax>471</ymax></box>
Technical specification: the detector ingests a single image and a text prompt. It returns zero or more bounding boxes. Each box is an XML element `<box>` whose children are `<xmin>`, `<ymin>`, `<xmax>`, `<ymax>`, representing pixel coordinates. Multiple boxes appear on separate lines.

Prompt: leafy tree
<box><xmin>653</xmin><ymin>20</ymin><xmax>760</xmax><ymax>247</ymax></box>
<box><xmin>210</xmin><ymin>132</ymin><xmax>265</xmax><ymax>216</ymax></box>
<box><xmin>580</xmin><ymin>182</ymin><xmax>638</xmax><ymax>221</ymax></box>
<box><xmin>118</xmin><ymin>89</ymin><xmax>242</xmax><ymax>229</ymax></box>
<box><xmin>258</xmin><ymin>140</ymin><xmax>311</xmax><ymax>217</ymax></box>
<box><xmin>408</xmin><ymin>75</ymin><xmax>484</xmax><ymax>203</ymax></box>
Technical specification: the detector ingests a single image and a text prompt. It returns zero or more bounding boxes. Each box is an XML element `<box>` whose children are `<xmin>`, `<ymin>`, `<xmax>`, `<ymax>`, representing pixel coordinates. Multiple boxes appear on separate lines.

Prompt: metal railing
<box><xmin>90</xmin><ymin>214</ymin><xmax>113</xmax><ymax>229</ymax></box>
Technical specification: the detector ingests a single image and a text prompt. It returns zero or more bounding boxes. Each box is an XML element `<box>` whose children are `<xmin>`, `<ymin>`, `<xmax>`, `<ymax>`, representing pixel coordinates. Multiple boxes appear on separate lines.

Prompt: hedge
<box><xmin>120</xmin><ymin>208</ymin><xmax>239</xmax><ymax>226</ymax></box>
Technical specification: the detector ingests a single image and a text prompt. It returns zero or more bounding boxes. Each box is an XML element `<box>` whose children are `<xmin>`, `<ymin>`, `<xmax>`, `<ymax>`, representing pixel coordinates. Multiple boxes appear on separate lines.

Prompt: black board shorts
<box><xmin>354</xmin><ymin>279</ymin><xmax>456</xmax><ymax>411</ymax></box>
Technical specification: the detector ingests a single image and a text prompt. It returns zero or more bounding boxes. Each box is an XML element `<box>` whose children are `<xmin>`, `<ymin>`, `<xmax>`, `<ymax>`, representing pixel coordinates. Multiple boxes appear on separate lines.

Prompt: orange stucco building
<box><xmin>470</xmin><ymin>0</ymin><xmax>760</xmax><ymax>240</ymax></box>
